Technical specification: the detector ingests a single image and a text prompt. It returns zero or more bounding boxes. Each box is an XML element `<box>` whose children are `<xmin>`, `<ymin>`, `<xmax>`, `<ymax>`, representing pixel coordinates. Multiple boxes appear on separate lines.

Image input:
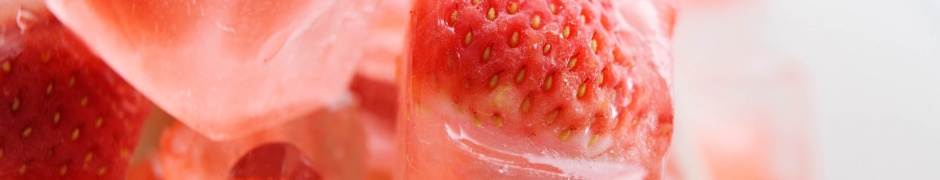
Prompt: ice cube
<box><xmin>45</xmin><ymin>0</ymin><xmax>378</xmax><ymax>140</ymax></box>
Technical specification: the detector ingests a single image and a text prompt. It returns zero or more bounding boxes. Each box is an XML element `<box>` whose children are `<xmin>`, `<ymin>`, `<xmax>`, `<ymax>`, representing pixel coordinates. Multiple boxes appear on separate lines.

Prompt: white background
<box><xmin>707</xmin><ymin>0</ymin><xmax>940</xmax><ymax>179</ymax></box>
<box><xmin>673</xmin><ymin>0</ymin><xmax>940</xmax><ymax>179</ymax></box>
<box><xmin>767</xmin><ymin>0</ymin><xmax>940</xmax><ymax>179</ymax></box>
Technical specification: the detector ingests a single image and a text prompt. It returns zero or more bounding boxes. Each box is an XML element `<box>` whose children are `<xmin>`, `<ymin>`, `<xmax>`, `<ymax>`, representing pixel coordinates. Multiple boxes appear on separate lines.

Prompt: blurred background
<box><xmin>671</xmin><ymin>0</ymin><xmax>940</xmax><ymax>179</ymax></box>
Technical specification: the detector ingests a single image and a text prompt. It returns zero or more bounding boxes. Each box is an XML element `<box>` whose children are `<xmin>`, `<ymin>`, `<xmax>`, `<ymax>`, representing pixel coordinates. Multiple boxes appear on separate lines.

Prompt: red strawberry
<box><xmin>402</xmin><ymin>0</ymin><xmax>674</xmax><ymax>179</ymax></box>
<box><xmin>229</xmin><ymin>143</ymin><xmax>322</xmax><ymax>180</ymax></box>
<box><xmin>0</xmin><ymin>8</ymin><xmax>150</xmax><ymax>179</ymax></box>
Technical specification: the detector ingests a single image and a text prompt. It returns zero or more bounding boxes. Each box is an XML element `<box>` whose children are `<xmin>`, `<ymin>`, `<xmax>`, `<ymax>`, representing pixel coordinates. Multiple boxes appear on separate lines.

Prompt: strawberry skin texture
<box><xmin>0</xmin><ymin>11</ymin><xmax>150</xmax><ymax>179</ymax></box>
<box><xmin>409</xmin><ymin>0</ymin><xmax>674</xmax><ymax>178</ymax></box>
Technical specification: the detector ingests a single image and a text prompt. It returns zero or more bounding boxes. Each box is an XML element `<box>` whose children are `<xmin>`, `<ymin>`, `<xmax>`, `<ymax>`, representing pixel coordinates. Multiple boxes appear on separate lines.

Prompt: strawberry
<box><xmin>403</xmin><ymin>0</ymin><xmax>674</xmax><ymax>178</ymax></box>
<box><xmin>351</xmin><ymin>74</ymin><xmax>399</xmax><ymax>124</ymax></box>
<box><xmin>0</xmin><ymin>9</ymin><xmax>150</xmax><ymax>179</ymax></box>
<box><xmin>229</xmin><ymin>143</ymin><xmax>322</xmax><ymax>180</ymax></box>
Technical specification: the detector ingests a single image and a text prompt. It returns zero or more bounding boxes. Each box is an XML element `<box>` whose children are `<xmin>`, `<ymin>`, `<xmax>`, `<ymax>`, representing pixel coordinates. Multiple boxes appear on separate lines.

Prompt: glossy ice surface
<box><xmin>158</xmin><ymin>102</ymin><xmax>367</xmax><ymax>180</ymax></box>
<box><xmin>45</xmin><ymin>0</ymin><xmax>378</xmax><ymax>140</ymax></box>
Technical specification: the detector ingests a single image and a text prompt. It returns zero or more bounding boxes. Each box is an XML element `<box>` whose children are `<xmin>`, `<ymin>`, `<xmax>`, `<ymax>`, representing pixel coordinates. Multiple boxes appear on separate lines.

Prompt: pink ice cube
<box><xmin>158</xmin><ymin>103</ymin><xmax>368</xmax><ymax>179</ymax></box>
<box><xmin>45</xmin><ymin>0</ymin><xmax>378</xmax><ymax>140</ymax></box>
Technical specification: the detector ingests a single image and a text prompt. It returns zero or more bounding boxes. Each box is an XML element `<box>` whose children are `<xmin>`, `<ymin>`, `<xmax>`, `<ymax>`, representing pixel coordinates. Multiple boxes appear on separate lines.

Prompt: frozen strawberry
<box><xmin>45</xmin><ymin>0</ymin><xmax>379</xmax><ymax>140</ymax></box>
<box><xmin>354</xmin><ymin>0</ymin><xmax>410</xmax><ymax>121</ymax></box>
<box><xmin>352</xmin><ymin>1</ymin><xmax>411</xmax><ymax>177</ymax></box>
<box><xmin>351</xmin><ymin>74</ymin><xmax>399</xmax><ymax>123</ymax></box>
<box><xmin>400</xmin><ymin>0</ymin><xmax>675</xmax><ymax>179</ymax></box>
<box><xmin>229</xmin><ymin>143</ymin><xmax>322</xmax><ymax>180</ymax></box>
<box><xmin>0</xmin><ymin>8</ymin><xmax>149</xmax><ymax>179</ymax></box>
<box><xmin>159</xmin><ymin>102</ymin><xmax>367</xmax><ymax>180</ymax></box>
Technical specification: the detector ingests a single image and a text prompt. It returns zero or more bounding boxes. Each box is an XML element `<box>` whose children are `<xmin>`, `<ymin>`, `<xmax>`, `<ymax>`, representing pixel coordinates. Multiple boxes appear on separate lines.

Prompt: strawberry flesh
<box><xmin>0</xmin><ymin>8</ymin><xmax>149</xmax><ymax>179</ymax></box>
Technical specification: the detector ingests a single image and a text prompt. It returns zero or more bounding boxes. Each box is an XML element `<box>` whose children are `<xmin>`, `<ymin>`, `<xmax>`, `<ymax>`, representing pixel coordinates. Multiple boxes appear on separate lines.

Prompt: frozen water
<box><xmin>45</xmin><ymin>0</ymin><xmax>379</xmax><ymax>140</ymax></box>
